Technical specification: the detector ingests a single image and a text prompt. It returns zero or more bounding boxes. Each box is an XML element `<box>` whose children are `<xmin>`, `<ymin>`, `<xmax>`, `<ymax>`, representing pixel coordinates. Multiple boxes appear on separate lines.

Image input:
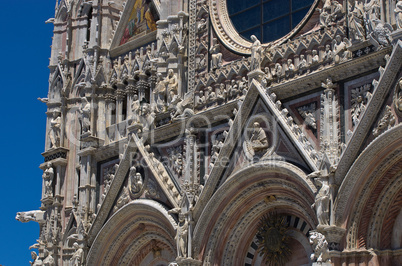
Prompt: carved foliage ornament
<box><xmin>256</xmin><ymin>213</ymin><xmax>291</xmax><ymax>266</ymax></box>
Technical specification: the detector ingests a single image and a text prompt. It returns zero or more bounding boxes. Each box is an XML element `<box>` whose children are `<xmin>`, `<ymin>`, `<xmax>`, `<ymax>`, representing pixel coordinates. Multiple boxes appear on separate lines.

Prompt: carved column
<box><xmin>137</xmin><ymin>72</ymin><xmax>149</xmax><ymax>102</ymax></box>
<box><xmin>320</xmin><ymin>79</ymin><xmax>340</xmax><ymax>164</ymax></box>
<box><xmin>116</xmin><ymin>84</ymin><xmax>125</xmax><ymax>124</ymax></box>
<box><xmin>105</xmin><ymin>93</ymin><xmax>114</xmax><ymax>127</ymax></box>
<box><xmin>97</xmin><ymin>93</ymin><xmax>106</xmax><ymax>141</ymax></box>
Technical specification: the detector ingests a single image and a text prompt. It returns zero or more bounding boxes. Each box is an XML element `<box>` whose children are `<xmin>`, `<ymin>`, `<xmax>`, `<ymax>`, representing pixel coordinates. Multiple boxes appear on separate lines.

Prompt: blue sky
<box><xmin>0</xmin><ymin>1</ymin><xmax>55</xmax><ymax>265</ymax></box>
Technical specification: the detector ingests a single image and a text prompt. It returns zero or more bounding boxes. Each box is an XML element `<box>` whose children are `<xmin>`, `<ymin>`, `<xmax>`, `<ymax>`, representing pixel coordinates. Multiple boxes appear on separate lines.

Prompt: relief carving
<box><xmin>372</xmin><ymin>105</ymin><xmax>396</xmax><ymax>137</ymax></box>
<box><xmin>351</xmin><ymin>83</ymin><xmax>372</xmax><ymax>127</ymax></box>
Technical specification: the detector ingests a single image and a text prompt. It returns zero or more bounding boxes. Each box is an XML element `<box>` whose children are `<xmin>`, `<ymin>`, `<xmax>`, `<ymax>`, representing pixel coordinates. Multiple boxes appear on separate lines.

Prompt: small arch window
<box><xmin>227</xmin><ymin>0</ymin><xmax>314</xmax><ymax>43</ymax></box>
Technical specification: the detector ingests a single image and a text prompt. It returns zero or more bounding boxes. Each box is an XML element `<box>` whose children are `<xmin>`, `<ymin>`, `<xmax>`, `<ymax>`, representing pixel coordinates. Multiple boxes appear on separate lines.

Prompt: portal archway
<box><xmin>87</xmin><ymin>200</ymin><xmax>177</xmax><ymax>265</ymax></box>
<box><xmin>193</xmin><ymin>161</ymin><xmax>317</xmax><ymax>265</ymax></box>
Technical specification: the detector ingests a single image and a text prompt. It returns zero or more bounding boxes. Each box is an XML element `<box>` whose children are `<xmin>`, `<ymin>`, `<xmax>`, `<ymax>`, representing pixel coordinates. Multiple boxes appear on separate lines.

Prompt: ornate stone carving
<box><xmin>49</xmin><ymin>111</ymin><xmax>61</xmax><ymax>148</ymax></box>
<box><xmin>396</xmin><ymin>1</ymin><xmax>402</xmax><ymax>29</ymax></box>
<box><xmin>298</xmin><ymin>103</ymin><xmax>317</xmax><ymax>129</ymax></box>
<box><xmin>256</xmin><ymin>213</ymin><xmax>291</xmax><ymax>265</ymax></box>
<box><xmin>30</xmin><ymin>251</ymin><xmax>43</xmax><ymax>266</ymax></box>
<box><xmin>79</xmin><ymin>97</ymin><xmax>91</xmax><ymax>134</ymax></box>
<box><xmin>114</xmin><ymin>186</ymin><xmax>130</xmax><ymax>212</ymax></box>
<box><xmin>351</xmin><ymin>83</ymin><xmax>372</xmax><ymax>126</ymax></box>
<box><xmin>309</xmin><ymin>231</ymin><xmax>331</xmax><ymax>263</ymax></box>
<box><xmin>16</xmin><ymin>210</ymin><xmax>45</xmax><ymax>223</ymax></box>
<box><xmin>244</xmin><ymin>122</ymin><xmax>269</xmax><ymax>160</ymax></box>
<box><xmin>369</xmin><ymin>19</ymin><xmax>393</xmax><ymax>48</ymax></box>
<box><xmin>364</xmin><ymin>0</ymin><xmax>381</xmax><ymax>34</ymax></box>
<box><xmin>348</xmin><ymin>1</ymin><xmax>366</xmax><ymax>41</ymax></box>
<box><xmin>394</xmin><ymin>78</ymin><xmax>402</xmax><ymax>116</ymax></box>
<box><xmin>128</xmin><ymin>166</ymin><xmax>143</xmax><ymax>195</ymax></box>
<box><xmin>311</xmin><ymin>174</ymin><xmax>330</xmax><ymax>226</ymax></box>
<box><xmin>320</xmin><ymin>78</ymin><xmax>341</xmax><ymax>163</ymax></box>
<box><xmin>42</xmin><ymin>249</ymin><xmax>55</xmax><ymax>266</ymax></box>
<box><xmin>167</xmin><ymin>146</ymin><xmax>184</xmax><ymax>177</ymax></box>
<box><xmin>210</xmin><ymin>38</ymin><xmax>222</xmax><ymax>70</ymax></box>
<box><xmin>372</xmin><ymin>105</ymin><xmax>396</xmax><ymax>137</ymax></box>
<box><xmin>70</xmin><ymin>242</ymin><xmax>84</xmax><ymax>266</ymax></box>
<box><xmin>250</xmin><ymin>35</ymin><xmax>262</xmax><ymax>71</ymax></box>
<box><xmin>332</xmin><ymin>35</ymin><xmax>352</xmax><ymax>64</ymax></box>
<box><xmin>42</xmin><ymin>162</ymin><xmax>54</xmax><ymax>198</ymax></box>
<box><xmin>172</xmin><ymin>211</ymin><xmax>189</xmax><ymax>258</ymax></box>
<box><xmin>318</xmin><ymin>0</ymin><xmax>343</xmax><ymax>28</ymax></box>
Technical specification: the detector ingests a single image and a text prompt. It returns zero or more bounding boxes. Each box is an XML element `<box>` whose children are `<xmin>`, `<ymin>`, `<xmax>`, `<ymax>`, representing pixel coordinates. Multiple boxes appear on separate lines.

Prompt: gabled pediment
<box><xmin>88</xmin><ymin>134</ymin><xmax>180</xmax><ymax>245</ymax></box>
<box><xmin>335</xmin><ymin>40</ymin><xmax>402</xmax><ymax>185</ymax></box>
<box><xmin>110</xmin><ymin>0</ymin><xmax>160</xmax><ymax>54</ymax></box>
<box><xmin>197</xmin><ymin>77</ymin><xmax>320</xmax><ymax>212</ymax></box>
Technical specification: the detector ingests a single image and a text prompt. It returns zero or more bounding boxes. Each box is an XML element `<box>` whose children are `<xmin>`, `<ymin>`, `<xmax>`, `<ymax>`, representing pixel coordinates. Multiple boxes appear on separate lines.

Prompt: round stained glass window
<box><xmin>227</xmin><ymin>0</ymin><xmax>315</xmax><ymax>43</ymax></box>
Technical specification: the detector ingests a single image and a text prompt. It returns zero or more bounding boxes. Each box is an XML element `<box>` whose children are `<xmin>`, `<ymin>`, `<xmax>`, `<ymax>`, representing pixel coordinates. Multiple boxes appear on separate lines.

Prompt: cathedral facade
<box><xmin>17</xmin><ymin>0</ymin><xmax>402</xmax><ymax>265</ymax></box>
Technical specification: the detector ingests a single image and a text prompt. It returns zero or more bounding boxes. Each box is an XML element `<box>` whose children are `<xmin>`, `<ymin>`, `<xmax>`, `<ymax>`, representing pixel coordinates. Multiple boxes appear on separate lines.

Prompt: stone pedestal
<box><xmin>41</xmin><ymin>147</ymin><xmax>69</xmax><ymax>163</ymax></box>
<box><xmin>175</xmin><ymin>257</ymin><xmax>202</xmax><ymax>266</ymax></box>
<box><xmin>317</xmin><ymin>225</ymin><xmax>346</xmax><ymax>251</ymax></box>
<box><xmin>80</xmin><ymin>135</ymin><xmax>104</xmax><ymax>149</ymax></box>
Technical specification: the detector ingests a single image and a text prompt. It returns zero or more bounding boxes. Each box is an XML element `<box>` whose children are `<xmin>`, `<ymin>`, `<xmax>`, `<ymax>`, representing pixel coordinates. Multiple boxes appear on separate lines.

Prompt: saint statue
<box><xmin>49</xmin><ymin>111</ymin><xmax>61</xmax><ymax>148</ymax></box>
<box><xmin>250</xmin><ymin>35</ymin><xmax>262</xmax><ymax>71</ymax></box>
<box><xmin>210</xmin><ymin>38</ymin><xmax>222</xmax><ymax>70</ymax></box>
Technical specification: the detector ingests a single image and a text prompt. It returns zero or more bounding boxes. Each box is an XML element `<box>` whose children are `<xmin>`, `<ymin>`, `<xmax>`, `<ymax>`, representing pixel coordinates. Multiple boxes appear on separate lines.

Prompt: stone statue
<box><xmin>332</xmin><ymin>35</ymin><xmax>352</xmax><ymax>64</ymax></box>
<box><xmin>348</xmin><ymin>1</ymin><xmax>366</xmax><ymax>41</ymax></box>
<box><xmin>176</xmin><ymin>213</ymin><xmax>189</xmax><ymax>258</ymax></box>
<box><xmin>210</xmin><ymin>38</ymin><xmax>222</xmax><ymax>70</ymax></box>
<box><xmin>250</xmin><ymin>35</ymin><xmax>262</xmax><ymax>71</ymax></box>
<box><xmin>322</xmin><ymin>77</ymin><xmax>336</xmax><ymax>91</ymax></box>
<box><xmin>70</xmin><ymin>242</ymin><xmax>84</xmax><ymax>266</ymax></box>
<box><xmin>298</xmin><ymin>55</ymin><xmax>308</xmax><ymax>74</ymax></box>
<box><xmin>312</xmin><ymin>176</ymin><xmax>330</xmax><ymax>226</ymax></box>
<box><xmin>248</xmin><ymin>122</ymin><xmax>269</xmax><ymax>155</ymax></box>
<box><xmin>30</xmin><ymin>251</ymin><xmax>43</xmax><ymax>266</ymax></box>
<box><xmin>79</xmin><ymin>97</ymin><xmax>91</xmax><ymax>134</ymax></box>
<box><xmin>42</xmin><ymin>250</ymin><xmax>55</xmax><ymax>266</ymax></box>
<box><xmin>323</xmin><ymin>44</ymin><xmax>333</xmax><ymax>63</ymax></box>
<box><xmin>364</xmin><ymin>0</ymin><xmax>381</xmax><ymax>33</ymax></box>
<box><xmin>128</xmin><ymin>166</ymin><xmax>143</xmax><ymax>194</ymax></box>
<box><xmin>309</xmin><ymin>231</ymin><xmax>331</xmax><ymax>263</ymax></box>
<box><xmin>154</xmin><ymin>73</ymin><xmax>167</xmax><ymax>107</ymax></box>
<box><xmin>318</xmin><ymin>0</ymin><xmax>343</xmax><ymax>27</ymax></box>
<box><xmin>49</xmin><ymin>111</ymin><xmax>61</xmax><ymax>148</ymax></box>
<box><xmin>166</xmin><ymin>69</ymin><xmax>179</xmax><ymax>103</ymax></box>
<box><xmin>16</xmin><ymin>210</ymin><xmax>45</xmax><ymax>223</ymax></box>
<box><xmin>395</xmin><ymin>1</ymin><xmax>402</xmax><ymax>29</ymax></box>
<box><xmin>274</xmin><ymin>63</ymin><xmax>283</xmax><ymax>82</ymax></box>
<box><xmin>130</xmin><ymin>94</ymin><xmax>140</xmax><ymax>124</ymax></box>
<box><xmin>43</xmin><ymin>162</ymin><xmax>54</xmax><ymax>197</ymax></box>
<box><xmin>312</xmin><ymin>50</ymin><xmax>319</xmax><ymax>64</ymax></box>
<box><xmin>369</xmin><ymin>19</ymin><xmax>393</xmax><ymax>47</ymax></box>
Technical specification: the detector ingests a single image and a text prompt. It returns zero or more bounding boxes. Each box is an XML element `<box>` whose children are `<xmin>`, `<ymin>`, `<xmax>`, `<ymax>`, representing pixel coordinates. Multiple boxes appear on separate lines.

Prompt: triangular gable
<box><xmin>218</xmin><ymin>97</ymin><xmax>312</xmax><ymax>185</ymax></box>
<box><xmin>88</xmin><ymin>134</ymin><xmax>180</xmax><ymax>245</ymax></box>
<box><xmin>196</xmin><ymin>78</ymin><xmax>319</xmax><ymax>216</ymax></box>
<box><xmin>110</xmin><ymin>0</ymin><xmax>160</xmax><ymax>52</ymax></box>
<box><xmin>335</xmin><ymin>40</ymin><xmax>402</xmax><ymax>186</ymax></box>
